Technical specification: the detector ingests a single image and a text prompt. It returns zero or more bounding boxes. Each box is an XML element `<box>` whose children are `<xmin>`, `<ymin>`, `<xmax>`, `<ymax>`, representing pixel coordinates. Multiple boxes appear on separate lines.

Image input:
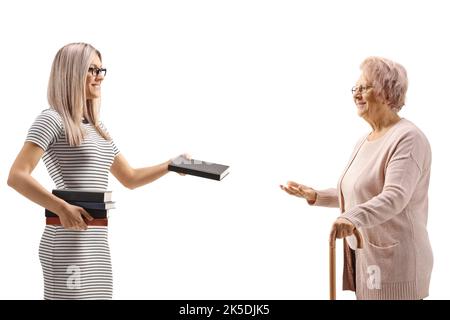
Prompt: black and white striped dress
<box><xmin>26</xmin><ymin>108</ymin><xmax>119</xmax><ymax>300</ymax></box>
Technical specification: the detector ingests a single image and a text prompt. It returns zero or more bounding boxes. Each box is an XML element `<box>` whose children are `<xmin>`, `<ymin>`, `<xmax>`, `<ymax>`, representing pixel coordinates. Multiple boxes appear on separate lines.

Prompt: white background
<box><xmin>1</xmin><ymin>0</ymin><xmax>449</xmax><ymax>299</ymax></box>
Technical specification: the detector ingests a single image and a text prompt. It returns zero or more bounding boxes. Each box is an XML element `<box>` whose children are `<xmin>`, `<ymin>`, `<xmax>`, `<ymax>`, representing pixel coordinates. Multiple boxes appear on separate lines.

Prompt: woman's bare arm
<box><xmin>110</xmin><ymin>153</ymin><xmax>171</xmax><ymax>190</ymax></box>
<box><xmin>7</xmin><ymin>142</ymin><xmax>92</xmax><ymax>230</ymax></box>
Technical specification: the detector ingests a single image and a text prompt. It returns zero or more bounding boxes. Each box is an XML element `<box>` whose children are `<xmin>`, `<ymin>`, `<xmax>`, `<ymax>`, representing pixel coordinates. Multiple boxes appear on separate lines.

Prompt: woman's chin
<box><xmin>356</xmin><ymin>106</ymin><xmax>367</xmax><ymax>117</ymax></box>
<box><xmin>87</xmin><ymin>94</ymin><xmax>101</xmax><ymax>100</ymax></box>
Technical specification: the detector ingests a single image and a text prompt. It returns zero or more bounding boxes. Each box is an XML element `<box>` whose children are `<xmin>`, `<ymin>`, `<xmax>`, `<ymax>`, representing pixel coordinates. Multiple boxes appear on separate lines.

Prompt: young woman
<box><xmin>7</xmin><ymin>42</ymin><xmax>185</xmax><ymax>299</ymax></box>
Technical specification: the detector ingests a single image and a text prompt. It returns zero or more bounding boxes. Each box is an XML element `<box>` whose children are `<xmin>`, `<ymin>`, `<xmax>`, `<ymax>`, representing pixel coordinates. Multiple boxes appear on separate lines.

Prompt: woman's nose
<box><xmin>353</xmin><ymin>91</ymin><xmax>362</xmax><ymax>99</ymax></box>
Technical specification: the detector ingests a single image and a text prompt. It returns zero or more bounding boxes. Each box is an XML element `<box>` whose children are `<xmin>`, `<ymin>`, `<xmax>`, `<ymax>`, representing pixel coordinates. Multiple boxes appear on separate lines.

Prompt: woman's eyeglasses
<box><xmin>351</xmin><ymin>85</ymin><xmax>372</xmax><ymax>94</ymax></box>
<box><xmin>88</xmin><ymin>67</ymin><xmax>107</xmax><ymax>77</ymax></box>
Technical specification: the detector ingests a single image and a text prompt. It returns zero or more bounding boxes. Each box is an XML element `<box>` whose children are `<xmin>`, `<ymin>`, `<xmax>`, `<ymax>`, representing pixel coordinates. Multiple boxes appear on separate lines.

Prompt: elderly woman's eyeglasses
<box><xmin>88</xmin><ymin>67</ymin><xmax>107</xmax><ymax>77</ymax></box>
<box><xmin>351</xmin><ymin>85</ymin><xmax>372</xmax><ymax>94</ymax></box>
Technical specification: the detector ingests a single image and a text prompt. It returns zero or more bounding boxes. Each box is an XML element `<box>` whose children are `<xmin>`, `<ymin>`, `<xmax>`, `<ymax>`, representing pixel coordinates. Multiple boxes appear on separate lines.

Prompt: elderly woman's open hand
<box><xmin>280</xmin><ymin>181</ymin><xmax>317</xmax><ymax>204</ymax></box>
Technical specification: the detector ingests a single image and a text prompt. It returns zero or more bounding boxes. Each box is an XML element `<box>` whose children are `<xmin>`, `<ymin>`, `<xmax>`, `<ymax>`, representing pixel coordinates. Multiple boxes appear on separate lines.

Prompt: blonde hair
<box><xmin>360</xmin><ymin>57</ymin><xmax>408</xmax><ymax>113</ymax></box>
<box><xmin>47</xmin><ymin>42</ymin><xmax>110</xmax><ymax>146</ymax></box>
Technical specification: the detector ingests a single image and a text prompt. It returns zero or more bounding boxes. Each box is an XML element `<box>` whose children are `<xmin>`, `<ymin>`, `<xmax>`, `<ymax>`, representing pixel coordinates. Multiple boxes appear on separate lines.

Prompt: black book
<box><xmin>52</xmin><ymin>189</ymin><xmax>112</xmax><ymax>202</ymax></box>
<box><xmin>168</xmin><ymin>156</ymin><xmax>230</xmax><ymax>181</ymax></box>
<box><xmin>45</xmin><ymin>208</ymin><xmax>109</xmax><ymax>219</ymax></box>
<box><xmin>67</xmin><ymin>200</ymin><xmax>115</xmax><ymax>210</ymax></box>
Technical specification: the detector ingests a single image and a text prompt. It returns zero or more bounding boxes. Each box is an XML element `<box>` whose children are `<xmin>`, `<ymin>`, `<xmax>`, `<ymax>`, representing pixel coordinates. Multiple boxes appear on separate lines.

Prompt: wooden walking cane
<box><xmin>329</xmin><ymin>228</ymin><xmax>363</xmax><ymax>300</ymax></box>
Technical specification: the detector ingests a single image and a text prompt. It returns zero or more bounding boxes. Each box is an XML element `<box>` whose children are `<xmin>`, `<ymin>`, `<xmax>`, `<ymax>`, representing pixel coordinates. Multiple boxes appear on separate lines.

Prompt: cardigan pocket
<box><xmin>367</xmin><ymin>240</ymin><xmax>400</xmax><ymax>250</ymax></box>
<box><xmin>359</xmin><ymin>240</ymin><xmax>402</xmax><ymax>287</ymax></box>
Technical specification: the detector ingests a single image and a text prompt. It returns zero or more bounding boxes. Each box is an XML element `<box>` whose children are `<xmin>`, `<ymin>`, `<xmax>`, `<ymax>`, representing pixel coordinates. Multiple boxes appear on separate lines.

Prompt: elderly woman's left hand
<box><xmin>330</xmin><ymin>217</ymin><xmax>356</xmax><ymax>240</ymax></box>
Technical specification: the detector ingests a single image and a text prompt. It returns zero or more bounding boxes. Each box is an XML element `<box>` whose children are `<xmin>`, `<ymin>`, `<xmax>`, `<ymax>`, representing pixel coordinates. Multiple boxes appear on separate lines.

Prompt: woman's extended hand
<box><xmin>58</xmin><ymin>204</ymin><xmax>94</xmax><ymax>231</ymax></box>
<box><xmin>280</xmin><ymin>181</ymin><xmax>317</xmax><ymax>203</ymax></box>
<box><xmin>170</xmin><ymin>153</ymin><xmax>191</xmax><ymax>176</ymax></box>
<box><xmin>330</xmin><ymin>217</ymin><xmax>356</xmax><ymax>240</ymax></box>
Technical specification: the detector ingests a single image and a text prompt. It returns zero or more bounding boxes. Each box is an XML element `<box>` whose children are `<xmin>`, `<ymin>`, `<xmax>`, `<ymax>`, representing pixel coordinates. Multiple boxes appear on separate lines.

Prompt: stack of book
<box><xmin>45</xmin><ymin>189</ymin><xmax>115</xmax><ymax>219</ymax></box>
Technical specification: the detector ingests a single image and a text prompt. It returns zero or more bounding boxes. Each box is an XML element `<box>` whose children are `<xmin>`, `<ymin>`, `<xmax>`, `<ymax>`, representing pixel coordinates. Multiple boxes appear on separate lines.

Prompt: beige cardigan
<box><xmin>312</xmin><ymin>118</ymin><xmax>433</xmax><ymax>299</ymax></box>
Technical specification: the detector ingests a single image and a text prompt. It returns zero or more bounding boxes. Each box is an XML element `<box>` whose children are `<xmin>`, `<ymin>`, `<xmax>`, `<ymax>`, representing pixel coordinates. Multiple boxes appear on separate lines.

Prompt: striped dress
<box><xmin>26</xmin><ymin>108</ymin><xmax>119</xmax><ymax>300</ymax></box>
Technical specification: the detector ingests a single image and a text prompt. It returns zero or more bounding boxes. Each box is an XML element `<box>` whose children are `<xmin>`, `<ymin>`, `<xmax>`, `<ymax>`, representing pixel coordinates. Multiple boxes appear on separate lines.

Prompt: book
<box><xmin>168</xmin><ymin>156</ymin><xmax>230</xmax><ymax>181</ymax></box>
<box><xmin>52</xmin><ymin>189</ymin><xmax>112</xmax><ymax>202</ymax></box>
<box><xmin>67</xmin><ymin>200</ymin><xmax>115</xmax><ymax>210</ymax></box>
<box><xmin>48</xmin><ymin>189</ymin><xmax>115</xmax><ymax>219</ymax></box>
<box><xmin>45</xmin><ymin>208</ymin><xmax>109</xmax><ymax>219</ymax></box>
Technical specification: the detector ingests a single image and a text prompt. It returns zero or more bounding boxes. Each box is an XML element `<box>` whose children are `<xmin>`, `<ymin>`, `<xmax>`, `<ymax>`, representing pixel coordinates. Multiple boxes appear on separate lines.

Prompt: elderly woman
<box><xmin>7</xmin><ymin>43</ymin><xmax>186</xmax><ymax>299</ymax></box>
<box><xmin>281</xmin><ymin>57</ymin><xmax>433</xmax><ymax>300</ymax></box>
